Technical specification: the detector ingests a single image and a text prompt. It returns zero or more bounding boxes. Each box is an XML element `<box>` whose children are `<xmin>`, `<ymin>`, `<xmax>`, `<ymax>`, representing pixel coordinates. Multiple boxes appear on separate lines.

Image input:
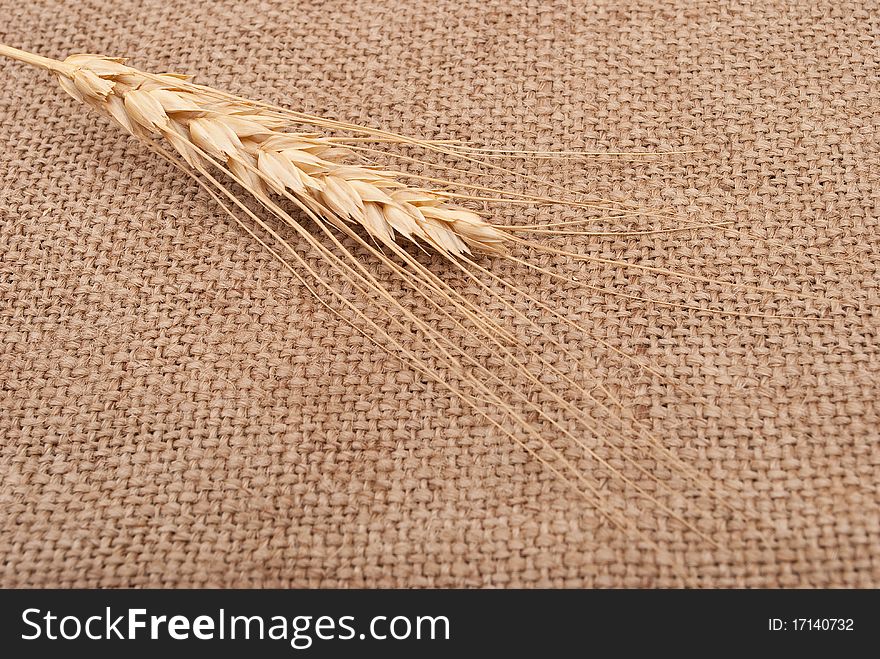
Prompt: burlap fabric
<box><xmin>1</xmin><ymin>1</ymin><xmax>877</xmax><ymax>588</ymax></box>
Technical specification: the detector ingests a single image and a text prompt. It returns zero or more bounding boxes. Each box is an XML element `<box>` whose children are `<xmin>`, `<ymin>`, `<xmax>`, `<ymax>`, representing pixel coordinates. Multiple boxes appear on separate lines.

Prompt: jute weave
<box><xmin>1</xmin><ymin>0</ymin><xmax>877</xmax><ymax>587</ymax></box>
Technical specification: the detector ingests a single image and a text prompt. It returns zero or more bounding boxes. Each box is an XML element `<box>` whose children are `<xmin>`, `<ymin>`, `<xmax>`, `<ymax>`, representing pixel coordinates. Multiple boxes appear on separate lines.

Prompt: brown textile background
<box><xmin>1</xmin><ymin>0</ymin><xmax>878</xmax><ymax>587</ymax></box>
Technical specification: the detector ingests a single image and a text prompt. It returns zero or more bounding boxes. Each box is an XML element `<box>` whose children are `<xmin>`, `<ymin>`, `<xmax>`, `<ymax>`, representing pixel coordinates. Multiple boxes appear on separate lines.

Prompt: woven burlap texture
<box><xmin>1</xmin><ymin>1</ymin><xmax>878</xmax><ymax>587</ymax></box>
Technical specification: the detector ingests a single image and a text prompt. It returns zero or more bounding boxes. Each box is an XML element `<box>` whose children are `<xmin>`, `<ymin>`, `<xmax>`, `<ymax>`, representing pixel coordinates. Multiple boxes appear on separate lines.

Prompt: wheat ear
<box><xmin>0</xmin><ymin>45</ymin><xmax>508</xmax><ymax>258</ymax></box>
<box><xmin>6</xmin><ymin>43</ymin><xmax>835</xmax><ymax>566</ymax></box>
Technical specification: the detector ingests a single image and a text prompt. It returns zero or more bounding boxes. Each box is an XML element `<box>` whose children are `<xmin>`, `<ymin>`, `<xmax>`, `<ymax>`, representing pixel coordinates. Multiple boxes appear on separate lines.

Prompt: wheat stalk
<box><xmin>2</xmin><ymin>43</ymin><xmax>835</xmax><ymax>572</ymax></box>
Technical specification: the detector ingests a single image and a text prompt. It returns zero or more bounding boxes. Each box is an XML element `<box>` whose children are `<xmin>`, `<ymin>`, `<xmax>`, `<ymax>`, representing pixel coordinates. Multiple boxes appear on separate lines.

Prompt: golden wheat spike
<box><xmin>0</xmin><ymin>44</ymin><xmax>509</xmax><ymax>257</ymax></box>
<box><xmin>2</xmin><ymin>43</ymin><xmax>799</xmax><ymax>558</ymax></box>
